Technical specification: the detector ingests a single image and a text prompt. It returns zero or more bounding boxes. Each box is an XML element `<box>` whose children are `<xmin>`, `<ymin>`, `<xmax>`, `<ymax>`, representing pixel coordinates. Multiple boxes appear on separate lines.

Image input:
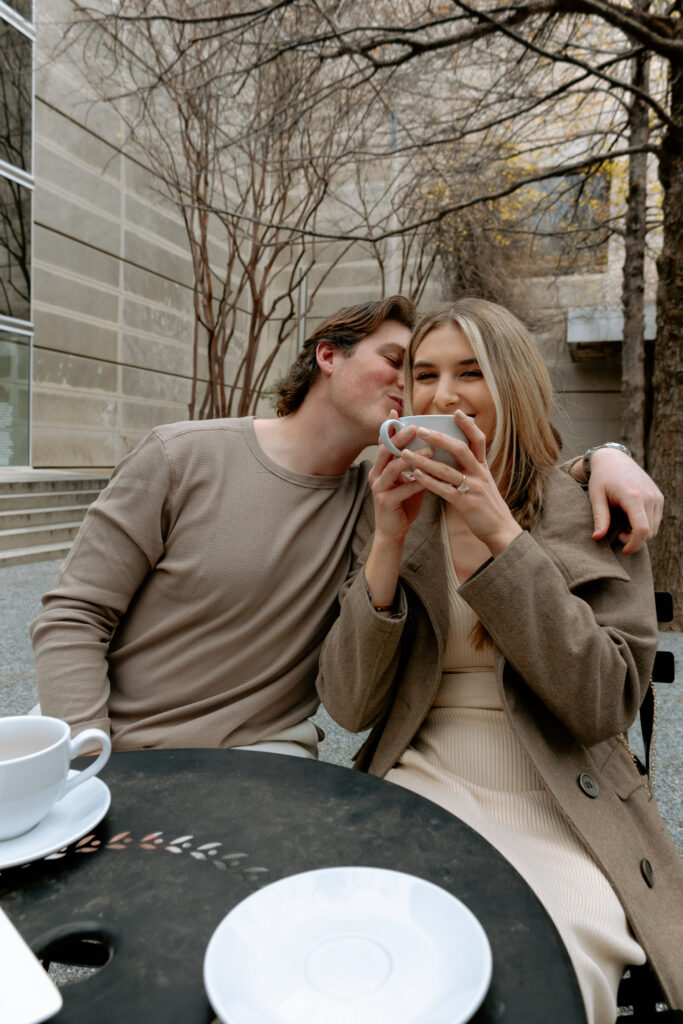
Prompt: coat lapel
<box><xmin>399</xmin><ymin>494</ymin><xmax>450</xmax><ymax>650</ymax></box>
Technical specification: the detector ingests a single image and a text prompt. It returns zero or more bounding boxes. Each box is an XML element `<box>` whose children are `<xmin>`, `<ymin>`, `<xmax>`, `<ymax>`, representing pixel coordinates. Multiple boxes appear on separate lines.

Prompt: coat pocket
<box><xmin>598</xmin><ymin>736</ymin><xmax>651</xmax><ymax>800</ymax></box>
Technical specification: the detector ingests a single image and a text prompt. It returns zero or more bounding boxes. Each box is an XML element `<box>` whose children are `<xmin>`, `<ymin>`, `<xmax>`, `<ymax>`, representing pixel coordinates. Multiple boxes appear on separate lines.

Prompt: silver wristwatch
<box><xmin>582</xmin><ymin>442</ymin><xmax>633</xmax><ymax>481</ymax></box>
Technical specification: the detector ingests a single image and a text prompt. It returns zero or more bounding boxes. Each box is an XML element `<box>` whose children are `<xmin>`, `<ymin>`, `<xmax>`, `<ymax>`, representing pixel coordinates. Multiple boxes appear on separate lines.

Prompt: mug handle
<box><xmin>379</xmin><ymin>418</ymin><xmax>404</xmax><ymax>457</ymax></box>
<box><xmin>62</xmin><ymin>729</ymin><xmax>112</xmax><ymax>796</ymax></box>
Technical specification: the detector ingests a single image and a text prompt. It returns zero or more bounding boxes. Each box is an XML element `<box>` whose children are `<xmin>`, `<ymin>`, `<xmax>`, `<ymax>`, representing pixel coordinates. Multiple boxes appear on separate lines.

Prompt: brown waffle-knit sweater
<box><xmin>31</xmin><ymin>418</ymin><xmax>368</xmax><ymax>750</ymax></box>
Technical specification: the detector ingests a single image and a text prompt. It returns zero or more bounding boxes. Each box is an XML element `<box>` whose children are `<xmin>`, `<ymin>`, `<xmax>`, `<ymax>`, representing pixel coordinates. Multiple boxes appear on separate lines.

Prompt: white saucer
<box><xmin>0</xmin><ymin>772</ymin><xmax>111</xmax><ymax>871</ymax></box>
<box><xmin>204</xmin><ymin>866</ymin><xmax>492</xmax><ymax>1024</ymax></box>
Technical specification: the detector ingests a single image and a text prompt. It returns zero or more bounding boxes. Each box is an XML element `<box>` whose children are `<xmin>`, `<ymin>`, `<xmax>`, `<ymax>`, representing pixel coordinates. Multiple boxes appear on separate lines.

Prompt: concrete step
<box><xmin>0</xmin><ymin>522</ymin><xmax>83</xmax><ymax>552</ymax></box>
<box><xmin>0</xmin><ymin>473</ymin><xmax>107</xmax><ymax>565</ymax></box>
<box><xmin>0</xmin><ymin>476</ymin><xmax>109</xmax><ymax>496</ymax></box>
<box><xmin>0</xmin><ymin>542</ymin><xmax>72</xmax><ymax>567</ymax></box>
<box><xmin>0</xmin><ymin>505</ymin><xmax>90</xmax><ymax>530</ymax></box>
<box><xmin>0</xmin><ymin>489</ymin><xmax>101</xmax><ymax>512</ymax></box>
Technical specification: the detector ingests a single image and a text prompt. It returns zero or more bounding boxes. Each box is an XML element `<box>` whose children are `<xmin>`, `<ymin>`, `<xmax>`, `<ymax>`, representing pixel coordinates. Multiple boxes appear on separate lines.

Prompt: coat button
<box><xmin>640</xmin><ymin>859</ymin><xmax>655</xmax><ymax>888</ymax></box>
<box><xmin>577</xmin><ymin>773</ymin><xmax>599</xmax><ymax>798</ymax></box>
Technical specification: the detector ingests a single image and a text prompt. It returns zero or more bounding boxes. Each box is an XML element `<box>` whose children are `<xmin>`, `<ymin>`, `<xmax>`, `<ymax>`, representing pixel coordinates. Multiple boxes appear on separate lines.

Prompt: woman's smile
<box><xmin>411</xmin><ymin>323</ymin><xmax>496</xmax><ymax>444</ymax></box>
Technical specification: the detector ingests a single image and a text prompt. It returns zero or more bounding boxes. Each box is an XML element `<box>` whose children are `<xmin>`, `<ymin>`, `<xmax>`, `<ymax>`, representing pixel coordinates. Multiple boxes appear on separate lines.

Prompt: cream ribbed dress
<box><xmin>385</xmin><ymin>514</ymin><xmax>645</xmax><ymax>1024</ymax></box>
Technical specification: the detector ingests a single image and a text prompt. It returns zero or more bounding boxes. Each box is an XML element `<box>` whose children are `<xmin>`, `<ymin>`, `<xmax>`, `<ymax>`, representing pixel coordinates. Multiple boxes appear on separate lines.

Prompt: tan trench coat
<box><xmin>317</xmin><ymin>468</ymin><xmax>683</xmax><ymax>1007</ymax></box>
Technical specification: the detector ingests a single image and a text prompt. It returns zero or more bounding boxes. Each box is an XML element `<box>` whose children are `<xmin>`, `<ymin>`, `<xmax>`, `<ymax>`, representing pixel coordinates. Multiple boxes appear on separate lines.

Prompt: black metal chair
<box><xmin>616</xmin><ymin>592</ymin><xmax>680</xmax><ymax>1023</ymax></box>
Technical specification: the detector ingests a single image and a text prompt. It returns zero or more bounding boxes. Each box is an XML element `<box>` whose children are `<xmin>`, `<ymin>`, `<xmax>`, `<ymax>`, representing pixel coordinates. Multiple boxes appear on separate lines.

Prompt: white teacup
<box><xmin>379</xmin><ymin>414</ymin><xmax>468</xmax><ymax>468</ymax></box>
<box><xmin>0</xmin><ymin>716</ymin><xmax>111</xmax><ymax>841</ymax></box>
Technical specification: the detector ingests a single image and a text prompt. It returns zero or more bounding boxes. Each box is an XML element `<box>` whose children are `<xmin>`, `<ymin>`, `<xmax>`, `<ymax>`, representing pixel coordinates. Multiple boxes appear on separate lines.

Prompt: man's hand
<box><xmin>571</xmin><ymin>448</ymin><xmax>663</xmax><ymax>554</ymax></box>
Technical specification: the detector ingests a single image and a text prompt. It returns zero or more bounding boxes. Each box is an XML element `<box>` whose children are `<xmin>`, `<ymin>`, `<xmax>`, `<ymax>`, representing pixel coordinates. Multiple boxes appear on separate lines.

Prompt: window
<box><xmin>0</xmin><ymin>331</ymin><xmax>29</xmax><ymax>465</ymax></box>
<box><xmin>3</xmin><ymin>1</ymin><xmax>32</xmax><ymax>20</ymax></box>
<box><xmin>0</xmin><ymin>18</ymin><xmax>32</xmax><ymax>172</ymax></box>
<box><xmin>0</xmin><ymin>3</ymin><xmax>32</xmax><ymax>464</ymax></box>
<box><xmin>0</xmin><ymin>173</ymin><xmax>30</xmax><ymax>320</ymax></box>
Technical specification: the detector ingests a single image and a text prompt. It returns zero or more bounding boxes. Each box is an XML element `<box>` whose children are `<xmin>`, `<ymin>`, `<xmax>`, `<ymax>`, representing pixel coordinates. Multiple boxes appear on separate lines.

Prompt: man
<box><xmin>31</xmin><ymin>295</ymin><xmax>662</xmax><ymax>756</ymax></box>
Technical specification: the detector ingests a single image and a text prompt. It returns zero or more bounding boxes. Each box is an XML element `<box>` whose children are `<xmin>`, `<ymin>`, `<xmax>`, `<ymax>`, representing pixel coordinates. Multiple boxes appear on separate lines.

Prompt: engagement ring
<box><xmin>456</xmin><ymin>475</ymin><xmax>470</xmax><ymax>494</ymax></box>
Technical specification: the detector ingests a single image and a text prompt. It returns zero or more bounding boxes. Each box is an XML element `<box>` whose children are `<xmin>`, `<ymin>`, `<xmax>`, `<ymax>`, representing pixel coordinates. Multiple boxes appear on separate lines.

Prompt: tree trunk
<box><xmin>620</xmin><ymin>45</ymin><xmax>649</xmax><ymax>465</ymax></box>
<box><xmin>648</xmin><ymin>65</ymin><xmax>683</xmax><ymax>630</ymax></box>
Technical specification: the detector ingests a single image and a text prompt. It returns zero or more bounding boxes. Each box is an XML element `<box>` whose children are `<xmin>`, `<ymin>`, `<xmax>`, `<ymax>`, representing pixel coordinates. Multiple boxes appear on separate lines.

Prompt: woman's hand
<box><xmin>364</xmin><ymin>416</ymin><xmax>428</xmax><ymax>609</ymax></box>
<box><xmin>401</xmin><ymin>410</ymin><xmax>522</xmax><ymax>556</ymax></box>
<box><xmin>586</xmin><ymin>449</ymin><xmax>663</xmax><ymax>554</ymax></box>
<box><xmin>369</xmin><ymin>419</ymin><xmax>428</xmax><ymax>544</ymax></box>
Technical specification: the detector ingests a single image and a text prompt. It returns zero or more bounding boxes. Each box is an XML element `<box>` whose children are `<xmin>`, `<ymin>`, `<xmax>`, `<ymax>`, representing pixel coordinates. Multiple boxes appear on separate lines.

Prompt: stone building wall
<box><xmin>21</xmin><ymin>6</ymin><xmax>657</xmax><ymax>470</ymax></box>
<box><xmin>32</xmin><ymin>59</ymin><xmax>204</xmax><ymax>467</ymax></box>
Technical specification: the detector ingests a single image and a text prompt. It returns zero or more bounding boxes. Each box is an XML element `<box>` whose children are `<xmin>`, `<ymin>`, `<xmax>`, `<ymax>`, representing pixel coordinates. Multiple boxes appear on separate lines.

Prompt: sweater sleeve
<box><xmin>30</xmin><ymin>431</ymin><xmax>173</xmax><ymax>737</ymax></box>
<box><xmin>316</xmin><ymin>493</ymin><xmax>408</xmax><ymax>733</ymax></box>
<box><xmin>459</xmin><ymin>530</ymin><xmax>658</xmax><ymax>745</ymax></box>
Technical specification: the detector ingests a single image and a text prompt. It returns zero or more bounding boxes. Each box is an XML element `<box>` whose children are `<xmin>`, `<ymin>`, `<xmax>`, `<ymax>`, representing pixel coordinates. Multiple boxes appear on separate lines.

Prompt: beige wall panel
<box><xmin>122</xmin><ymin>296</ymin><xmax>193</xmax><ymax>346</ymax></box>
<box><xmin>120</xmin><ymin>400</ymin><xmax>189</xmax><ymax>433</ymax></box>
<box><xmin>124</xmin><ymin>159</ymin><xmax>183</xmax><ymax>203</ymax></box>
<box><xmin>121</xmin><ymin>160</ymin><xmax>151</xmax><ymax>198</ymax></box>
<box><xmin>124</xmin><ymin>194</ymin><xmax>188</xmax><ymax>251</ymax></box>
<box><xmin>530</xmin><ymin>319</ymin><xmax>567</xmax><ymax>360</ymax></box>
<box><xmin>124</xmin><ymin>230</ymin><xmax>193</xmax><ymax>288</ymax></box>
<box><xmin>34</xmin><ymin>188</ymin><xmax>121</xmax><ymax>256</ymax></box>
<box><xmin>36</xmin><ymin>142</ymin><xmax>121</xmax><ymax>217</ymax></box>
<box><xmin>252</xmin><ymin>392</ymin><xmax>278</xmax><ymax>418</ymax></box>
<box><xmin>307</xmin><ymin>240</ymin><xmax>360</xmax><ymax>267</ymax></box>
<box><xmin>522</xmin><ymin>275</ymin><xmax>620</xmax><ymax>312</ymax></box>
<box><xmin>308</xmin><ymin>261</ymin><xmax>383</xmax><ymax>292</ymax></box>
<box><xmin>32</xmin><ymin>390</ymin><xmax>118</xmax><ymax>430</ymax></box>
<box><xmin>205</xmin><ymin>230</ymin><xmax>231</xmax><ymax>268</ymax></box>
<box><xmin>518</xmin><ymin>279</ymin><xmax>563</xmax><ymax>310</ymax></box>
<box><xmin>551</xmin><ymin>360</ymin><xmax>621</xmax><ymax>394</ymax></box>
<box><xmin>32</xmin><ymin>426</ymin><xmax>122</xmax><ymax>470</ymax></box>
<box><xmin>117</xmin><ymin>429</ymin><xmax>156</xmax><ymax>457</ymax></box>
<box><xmin>194</xmin><ymin>348</ymin><xmax>211</xmax><ymax>385</ymax></box>
<box><xmin>33</xmin><ymin>309</ymin><xmax>117</xmax><ymax>362</ymax></box>
<box><xmin>34</xmin><ymin>349</ymin><xmax>118</xmax><ymax>394</ymax></box>
<box><xmin>556</xmin><ymin>275</ymin><xmax>618</xmax><ymax>309</ymax></box>
<box><xmin>306</xmin><ymin>287</ymin><xmax>386</xmax><ymax>322</ymax></box>
<box><xmin>121</xmin><ymin>333</ymin><xmax>193</xmax><ymax>378</ymax></box>
<box><xmin>35</xmin><ymin>54</ymin><xmax>122</xmax><ymax>149</ymax></box>
<box><xmin>34</xmin><ymin>226</ymin><xmax>120</xmax><ymax>289</ymax></box>
<box><xmin>556</xmin><ymin>391</ymin><xmax>622</xmax><ymax>454</ymax></box>
<box><xmin>268</xmin><ymin>336</ymin><xmax>300</xmax><ymax>380</ymax></box>
<box><xmin>34</xmin><ymin>267</ymin><xmax>119</xmax><ymax>323</ymax></box>
<box><xmin>418</xmin><ymin>281</ymin><xmax>446</xmax><ymax>310</ymax></box>
<box><xmin>122</xmin><ymin>263</ymin><xmax>193</xmax><ymax>315</ymax></box>
<box><xmin>35</xmin><ymin>101</ymin><xmax>122</xmax><ymax>179</ymax></box>
<box><xmin>121</xmin><ymin>365</ymin><xmax>192</xmax><ymax>405</ymax></box>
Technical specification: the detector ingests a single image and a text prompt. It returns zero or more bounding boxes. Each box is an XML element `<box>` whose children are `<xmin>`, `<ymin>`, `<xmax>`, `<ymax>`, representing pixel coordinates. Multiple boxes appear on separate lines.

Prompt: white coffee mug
<box><xmin>0</xmin><ymin>716</ymin><xmax>111</xmax><ymax>841</ymax></box>
<box><xmin>379</xmin><ymin>414</ymin><xmax>468</xmax><ymax>468</ymax></box>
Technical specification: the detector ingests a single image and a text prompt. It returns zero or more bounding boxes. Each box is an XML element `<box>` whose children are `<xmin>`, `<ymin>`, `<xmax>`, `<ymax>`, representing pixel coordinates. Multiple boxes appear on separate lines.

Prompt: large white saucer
<box><xmin>0</xmin><ymin>772</ymin><xmax>110</xmax><ymax>871</ymax></box>
<box><xmin>204</xmin><ymin>865</ymin><xmax>492</xmax><ymax>1024</ymax></box>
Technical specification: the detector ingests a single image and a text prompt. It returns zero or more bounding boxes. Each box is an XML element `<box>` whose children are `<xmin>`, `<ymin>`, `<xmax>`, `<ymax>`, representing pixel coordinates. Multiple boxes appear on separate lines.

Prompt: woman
<box><xmin>317</xmin><ymin>298</ymin><xmax>683</xmax><ymax>1024</ymax></box>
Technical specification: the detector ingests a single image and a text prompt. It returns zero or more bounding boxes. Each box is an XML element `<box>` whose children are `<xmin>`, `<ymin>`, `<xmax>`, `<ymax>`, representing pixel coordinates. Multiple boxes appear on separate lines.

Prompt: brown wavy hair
<box><xmin>276</xmin><ymin>295</ymin><xmax>415</xmax><ymax>416</ymax></box>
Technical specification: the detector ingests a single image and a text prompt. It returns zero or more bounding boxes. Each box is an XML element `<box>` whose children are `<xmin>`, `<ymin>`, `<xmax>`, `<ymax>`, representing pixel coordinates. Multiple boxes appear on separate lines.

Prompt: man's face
<box><xmin>329</xmin><ymin>320</ymin><xmax>411</xmax><ymax>444</ymax></box>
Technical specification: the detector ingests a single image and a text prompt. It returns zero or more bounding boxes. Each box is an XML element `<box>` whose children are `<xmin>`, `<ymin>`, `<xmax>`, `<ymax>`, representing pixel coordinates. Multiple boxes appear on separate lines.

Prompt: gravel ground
<box><xmin>1</xmin><ymin>558</ymin><xmax>681</xmax><ymax>854</ymax></box>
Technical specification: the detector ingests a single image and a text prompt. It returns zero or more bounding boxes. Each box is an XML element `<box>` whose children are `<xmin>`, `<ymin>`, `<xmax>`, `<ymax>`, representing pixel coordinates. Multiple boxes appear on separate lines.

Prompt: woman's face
<box><xmin>411</xmin><ymin>323</ymin><xmax>497</xmax><ymax>444</ymax></box>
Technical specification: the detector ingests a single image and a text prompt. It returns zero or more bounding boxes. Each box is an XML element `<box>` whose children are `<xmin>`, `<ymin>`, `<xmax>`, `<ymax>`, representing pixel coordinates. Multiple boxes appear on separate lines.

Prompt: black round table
<box><xmin>0</xmin><ymin>749</ymin><xmax>585</xmax><ymax>1023</ymax></box>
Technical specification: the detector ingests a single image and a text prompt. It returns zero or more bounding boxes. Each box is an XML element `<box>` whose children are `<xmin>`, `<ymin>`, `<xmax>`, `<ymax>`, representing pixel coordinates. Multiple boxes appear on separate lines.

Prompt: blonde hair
<box><xmin>406</xmin><ymin>298</ymin><xmax>562</xmax><ymax>530</ymax></box>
